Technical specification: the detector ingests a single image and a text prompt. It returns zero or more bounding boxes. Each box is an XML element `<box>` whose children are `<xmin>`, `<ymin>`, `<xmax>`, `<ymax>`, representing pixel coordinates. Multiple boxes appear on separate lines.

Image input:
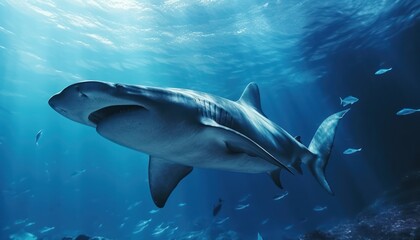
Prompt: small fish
<box><xmin>313</xmin><ymin>205</ymin><xmax>328</xmax><ymax>212</ymax></box>
<box><xmin>152</xmin><ymin>225</ymin><xmax>169</xmax><ymax>235</ymax></box>
<box><xmin>25</xmin><ymin>222</ymin><xmax>35</xmax><ymax>227</ymax></box>
<box><xmin>98</xmin><ymin>224</ymin><xmax>103</xmax><ymax>228</ymax></box>
<box><xmin>119</xmin><ymin>223</ymin><xmax>125</xmax><ymax>228</ymax></box>
<box><xmin>340</xmin><ymin>96</ymin><xmax>359</xmax><ymax>107</ymax></box>
<box><xmin>184</xmin><ymin>230</ymin><xmax>205</xmax><ymax>239</ymax></box>
<box><xmin>374</xmin><ymin>67</ymin><xmax>392</xmax><ymax>75</ymax></box>
<box><xmin>178</xmin><ymin>202</ymin><xmax>187</xmax><ymax>207</ymax></box>
<box><xmin>396</xmin><ymin>108</ymin><xmax>420</xmax><ymax>116</ymax></box>
<box><xmin>284</xmin><ymin>224</ymin><xmax>294</xmax><ymax>230</ymax></box>
<box><xmin>258</xmin><ymin>232</ymin><xmax>264</xmax><ymax>240</ymax></box>
<box><xmin>235</xmin><ymin>203</ymin><xmax>250</xmax><ymax>210</ymax></box>
<box><xmin>35</xmin><ymin>130</ymin><xmax>43</xmax><ymax>146</ymax></box>
<box><xmin>14</xmin><ymin>218</ymin><xmax>28</xmax><ymax>225</ymax></box>
<box><xmin>273</xmin><ymin>191</ymin><xmax>289</xmax><ymax>201</ymax></box>
<box><xmin>133</xmin><ymin>224</ymin><xmax>149</xmax><ymax>234</ymax></box>
<box><xmin>167</xmin><ymin>226</ymin><xmax>179</xmax><ymax>235</ymax></box>
<box><xmin>39</xmin><ymin>226</ymin><xmax>55</xmax><ymax>234</ymax></box>
<box><xmin>137</xmin><ymin>219</ymin><xmax>152</xmax><ymax>227</ymax></box>
<box><xmin>239</xmin><ymin>194</ymin><xmax>251</xmax><ymax>202</ymax></box>
<box><xmin>71</xmin><ymin>169</ymin><xmax>87</xmax><ymax>177</ymax></box>
<box><xmin>21</xmin><ymin>189</ymin><xmax>31</xmax><ymax>196</ymax></box>
<box><xmin>149</xmin><ymin>209</ymin><xmax>159</xmax><ymax>214</ymax></box>
<box><xmin>127</xmin><ymin>201</ymin><xmax>142</xmax><ymax>210</ymax></box>
<box><xmin>213</xmin><ymin>198</ymin><xmax>223</xmax><ymax>216</ymax></box>
<box><xmin>216</xmin><ymin>217</ymin><xmax>230</xmax><ymax>224</ymax></box>
<box><xmin>133</xmin><ymin>219</ymin><xmax>151</xmax><ymax>234</ymax></box>
<box><xmin>260</xmin><ymin>218</ymin><xmax>269</xmax><ymax>225</ymax></box>
<box><xmin>343</xmin><ymin>148</ymin><xmax>362</xmax><ymax>155</ymax></box>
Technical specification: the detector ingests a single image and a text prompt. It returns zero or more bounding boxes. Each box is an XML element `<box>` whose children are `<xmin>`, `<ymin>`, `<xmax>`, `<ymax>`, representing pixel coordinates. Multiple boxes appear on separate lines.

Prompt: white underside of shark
<box><xmin>49</xmin><ymin>81</ymin><xmax>349</xmax><ymax>207</ymax></box>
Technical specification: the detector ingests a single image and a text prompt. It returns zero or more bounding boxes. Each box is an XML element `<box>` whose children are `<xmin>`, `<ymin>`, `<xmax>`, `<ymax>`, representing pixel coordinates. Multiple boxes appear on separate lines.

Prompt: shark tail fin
<box><xmin>305</xmin><ymin>109</ymin><xmax>350</xmax><ymax>195</ymax></box>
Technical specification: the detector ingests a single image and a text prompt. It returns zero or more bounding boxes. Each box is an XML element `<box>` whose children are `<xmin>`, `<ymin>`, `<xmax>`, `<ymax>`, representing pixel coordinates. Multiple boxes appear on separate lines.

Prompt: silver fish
<box><xmin>374</xmin><ymin>67</ymin><xmax>392</xmax><ymax>75</ymax></box>
<box><xmin>343</xmin><ymin>148</ymin><xmax>362</xmax><ymax>155</ymax></box>
<box><xmin>35</xmin><ymin>129</ymin><xmax>43</xmax><ymax>146</ymax></box>
<box><xmin>340</xmin><ymin>96</ymin><xmax>359</xmax><ymax>107</ymax></box>
<box><xmin>313</xmin><ymin>205</ymin><xmax>328</xmax><ymax>212</ymax></box>
<box><xmin>235</xmin><ymin>203</ymin><xmax>250</xmax><ymax>210</ymax></box>
<box><xmin>273</xmin><ymin>191</ymin><xmax>289</xmax><ymax>201</ymax></box>
<box><xmin>127</xmin><ymin>201</ymin><xmax>142</xmax><ymax>210</ymax></box>
<box><xmin>260</xmin><ymin>218</ymin><xmax>269</xmax><ymax>225</ymax></box>
<box><xmin>284</xmin><ymin>224</ymin><xmax>294</xmax><ymax>230</ymax></box>
<box><xmin>396</xmin><ymin>108</ymin><xmax>420</xmax><ymax>116</ymax></box>
<box><xmin>216</xmin><ymin>217</ymin><xmax>230</xmax><ymax>224</ymax></box>
<box><xmin>39</xmin><ymin>226</ymin><xmax>55</xmax><ymax>234</ymax></box>
<box><xmin>149</xmin><ymin>209</ymin><xmax>159</xmax><ymax>214</ymax></box>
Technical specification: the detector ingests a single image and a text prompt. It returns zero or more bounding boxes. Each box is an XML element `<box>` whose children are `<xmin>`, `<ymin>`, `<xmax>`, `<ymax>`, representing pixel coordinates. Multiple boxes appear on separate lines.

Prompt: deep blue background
<box><xmin>0</xmin><ymin>0</ymin><xmax>419</xmax><ymax>239</ymax></box>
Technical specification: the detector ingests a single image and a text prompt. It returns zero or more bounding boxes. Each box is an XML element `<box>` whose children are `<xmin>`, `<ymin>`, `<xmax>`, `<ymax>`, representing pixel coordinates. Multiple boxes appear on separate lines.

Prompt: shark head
<box><xmin>48</xmin><ymin>81</ymin><xmax>196</xmax><ymax>155</ymax></box>
<box><xmin>48</xmin><ymin>81</ymin><xmax>168</xmax><ymax>128</ymax></box>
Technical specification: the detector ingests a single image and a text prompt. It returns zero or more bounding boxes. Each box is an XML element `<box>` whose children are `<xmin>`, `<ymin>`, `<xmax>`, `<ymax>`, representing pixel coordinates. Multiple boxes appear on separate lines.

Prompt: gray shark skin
<box><xmin>49</xmin><ymin>81</ymin><xmax>349</xmax><ymax>208</ymax></box>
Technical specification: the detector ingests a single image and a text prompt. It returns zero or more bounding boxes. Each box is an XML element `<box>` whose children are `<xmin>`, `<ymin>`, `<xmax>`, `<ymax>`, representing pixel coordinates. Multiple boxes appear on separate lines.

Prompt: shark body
<box><xmin>49</xmin><ymin>81</ymin><xmax>348</xmax><ymax>207</ymax></box>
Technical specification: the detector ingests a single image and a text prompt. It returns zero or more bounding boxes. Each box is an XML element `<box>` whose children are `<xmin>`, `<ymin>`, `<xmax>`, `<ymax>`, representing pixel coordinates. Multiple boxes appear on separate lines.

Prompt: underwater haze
<box><xmin>1</xmin><ymin>0</ymin><xmax>419</xmax><ymax>239</ymax></box>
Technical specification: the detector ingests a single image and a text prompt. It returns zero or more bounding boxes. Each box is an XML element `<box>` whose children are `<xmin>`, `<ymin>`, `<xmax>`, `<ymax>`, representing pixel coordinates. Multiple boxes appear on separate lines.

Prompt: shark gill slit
<box><xmin>198</xmin><ymin>99</ymin><xmax>233</xmax><ymax>128</ymax></box>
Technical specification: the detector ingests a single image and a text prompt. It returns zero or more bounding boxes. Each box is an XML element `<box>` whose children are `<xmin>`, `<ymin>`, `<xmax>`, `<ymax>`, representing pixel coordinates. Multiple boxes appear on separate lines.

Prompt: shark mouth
<box><xmin>88</xmin><ymin>105</ymin><xmax>145</xmax><ymax>125</ymax></box>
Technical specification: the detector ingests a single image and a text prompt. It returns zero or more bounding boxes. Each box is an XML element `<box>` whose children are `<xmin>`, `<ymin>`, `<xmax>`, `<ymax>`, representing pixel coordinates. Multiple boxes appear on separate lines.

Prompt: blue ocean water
<box><xmin>0</xmin><ymin>0</ymin><xmax>419</xmax><ymax>239</ymax></box>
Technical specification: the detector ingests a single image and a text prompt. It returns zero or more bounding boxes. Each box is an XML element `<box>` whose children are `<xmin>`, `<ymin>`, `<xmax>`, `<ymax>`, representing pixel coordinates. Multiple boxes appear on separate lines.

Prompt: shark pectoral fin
<box><xmin>148</xmin><ymin>156</ymin><xmax>193</xmax><ymax>208</ymax></box>
<box><xmin>269</xmin><ymin>168</ymin><xmax>283</xmax><ymax>189</ymax></box>
<box><xmin>225</xmin><ymin>142</ymin><xmax>258</xmax><ymax>157</ymax></box>
<box><xmin>200</xmin><ymin>118</ymin><xmax>293</xmax><ymax>174</ymax></box>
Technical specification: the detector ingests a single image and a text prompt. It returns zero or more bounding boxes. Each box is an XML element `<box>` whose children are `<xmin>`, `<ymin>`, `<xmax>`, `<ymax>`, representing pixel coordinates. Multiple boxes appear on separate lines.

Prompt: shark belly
<box><xmin>95</xmin><ymin>108</ymin><xmax>277</xmax><ymax>173</ymax></box>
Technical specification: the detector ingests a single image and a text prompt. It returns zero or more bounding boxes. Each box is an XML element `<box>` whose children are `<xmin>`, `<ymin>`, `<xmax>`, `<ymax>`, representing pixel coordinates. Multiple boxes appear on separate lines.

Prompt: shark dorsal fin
<box><xmin>237</xmin><ymin>82</ymin><xmax>264</xmax><ymax>114</ymax></box>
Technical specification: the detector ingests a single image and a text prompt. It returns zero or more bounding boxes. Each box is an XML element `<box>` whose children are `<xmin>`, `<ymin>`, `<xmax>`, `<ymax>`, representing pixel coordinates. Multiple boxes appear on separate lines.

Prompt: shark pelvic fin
<box><xmin>148</xmin><ymin>156</ymin><xmax>193</xmax><ymax>208</ymax></box>
<box><xmin>237</xmin><ymin>82</ymin><xmax>264</xmax><ymax>115</ymax></box>
<box><xmin>291</xmin><ymin>159</ymin><xmax>303</xmax><ymax>175</ymax></box>
<box><xmin>269</xmin><ymin>168</ymin><xmax>283</xmax><ymax>189</ymax></box>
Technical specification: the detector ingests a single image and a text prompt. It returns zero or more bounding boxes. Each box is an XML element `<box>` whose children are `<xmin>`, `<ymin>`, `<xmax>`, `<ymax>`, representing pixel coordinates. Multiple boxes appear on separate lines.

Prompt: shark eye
<box><xmin>79</xmin><ymin>92</ymin><xmax>88</xmax><ymax>98</ymax></box>
<box><xmin>75</xmin><ymin>86</ymin><xmax>88</xmax><ymax>98</ymax></box>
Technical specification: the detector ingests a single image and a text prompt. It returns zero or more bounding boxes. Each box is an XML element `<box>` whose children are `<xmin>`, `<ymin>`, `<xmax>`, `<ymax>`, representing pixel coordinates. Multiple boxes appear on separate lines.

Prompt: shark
<box><xmin>49</xmin><ymin>81</ymin><xmax>349</xmax><ymax>208</ymax></box>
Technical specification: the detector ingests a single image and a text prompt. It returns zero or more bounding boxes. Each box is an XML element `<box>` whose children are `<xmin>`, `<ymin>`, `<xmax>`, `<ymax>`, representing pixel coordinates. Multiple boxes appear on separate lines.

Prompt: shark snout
<box><xmin>48</xmin><ymin>81</ymin><xmax>152</xmax><ymax>127</ymax></box>
<box><xmin>48</xmin><ymin>95</ymin><xmax>65</xmax><ymax>113</ymax></box>
<box><xmin>48</xmin><ymin>81</ymin><xmax>113</xmax><ymax>111</ymax></box>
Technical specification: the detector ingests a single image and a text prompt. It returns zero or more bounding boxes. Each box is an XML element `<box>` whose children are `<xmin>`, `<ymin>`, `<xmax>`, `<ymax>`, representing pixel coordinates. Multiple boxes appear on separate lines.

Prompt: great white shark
<box><xmin>49</xmin><ymin>81</ymin><xmax>349</xmax><ymax>208</ymax></box>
